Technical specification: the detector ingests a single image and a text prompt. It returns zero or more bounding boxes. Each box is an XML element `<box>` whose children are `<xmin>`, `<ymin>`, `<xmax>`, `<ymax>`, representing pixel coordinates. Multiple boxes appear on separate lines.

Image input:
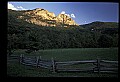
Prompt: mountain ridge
<box><xmin>8</xmin><ymin>8</ymin><xmax>78</xmax><ymax>27</ymax></box>
<box><xmin>80</xmin><ymin>21</ymin><xmax>118</xmax><ymax>29</ymax></box>
<box><xmin>8</xmin><ymin>9</ymin><xmax>118</xmax><ymax>50</ymax></box>
<box><xmin>8</xmin><ymin>9</ymin><xmax>118</xmax><ymax>29</ymax></box>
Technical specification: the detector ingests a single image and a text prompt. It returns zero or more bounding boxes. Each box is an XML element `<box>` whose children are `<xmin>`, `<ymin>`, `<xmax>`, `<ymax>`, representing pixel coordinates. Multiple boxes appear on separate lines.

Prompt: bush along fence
<box><xmin>9</xmin><ymin>54</ymin><xmax>118</xmax><ymax>74</ymax></box>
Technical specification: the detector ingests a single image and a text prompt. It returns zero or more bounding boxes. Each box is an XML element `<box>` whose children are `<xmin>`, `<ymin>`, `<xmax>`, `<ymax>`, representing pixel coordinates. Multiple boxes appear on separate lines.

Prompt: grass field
<box><xmin>7</xmin><ymin>48</ymin><xmax>118</xmax><ymax>77</ymax></box>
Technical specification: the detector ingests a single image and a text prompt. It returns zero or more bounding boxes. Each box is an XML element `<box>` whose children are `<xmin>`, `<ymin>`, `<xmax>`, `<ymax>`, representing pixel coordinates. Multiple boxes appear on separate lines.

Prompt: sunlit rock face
<box><xmin>56</xmin><ymin>14</ymin><xmax>78</xmax><ymax>25</ymax></box>
<box><xmin>17</xmin><ymin>8</ymin><xmax>78</xmax><ymax>27</ymax></box>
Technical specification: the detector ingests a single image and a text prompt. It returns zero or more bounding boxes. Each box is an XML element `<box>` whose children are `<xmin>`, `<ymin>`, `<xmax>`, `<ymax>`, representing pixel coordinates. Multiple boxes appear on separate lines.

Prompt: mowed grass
<box><xmin>7</xmin><ymin>48</ymin><xmax>118</xmax><ymax>77</ymax></box>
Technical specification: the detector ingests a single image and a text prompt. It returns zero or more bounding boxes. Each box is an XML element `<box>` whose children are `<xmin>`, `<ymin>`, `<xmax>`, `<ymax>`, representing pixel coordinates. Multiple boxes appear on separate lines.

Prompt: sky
<box><xmin>8</xmin><ymin>2</ymin><xmax>119</xmax><ymax>25</ymax></box>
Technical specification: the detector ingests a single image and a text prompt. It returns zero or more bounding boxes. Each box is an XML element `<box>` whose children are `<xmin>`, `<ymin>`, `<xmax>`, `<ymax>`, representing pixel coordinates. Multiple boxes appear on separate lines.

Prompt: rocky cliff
<box><xmin>17</xmin><ymin>8</ymin><xmax>78</xmax><ymax>27</ymax></box>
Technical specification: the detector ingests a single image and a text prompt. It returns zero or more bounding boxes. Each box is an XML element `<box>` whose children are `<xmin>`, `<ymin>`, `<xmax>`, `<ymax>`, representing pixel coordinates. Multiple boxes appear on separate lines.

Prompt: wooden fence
<box><xmin>55</xmin><ymin>59</ymin><xmax>118</xmax><ymax>73</ymax></box>
<box><xmin>9</xmin><ymin>54</ymin><xmax>118</xmax><ymax>74</ymax></box>
<box><xmin>8</xmin><ymin>55</ymin><xmax>20</xmax><ymax>60</ymax></box>
<box><xmin>19</xmin><ymin>54</ymin><xmax>53</xmax><ymax>70</ymax></box>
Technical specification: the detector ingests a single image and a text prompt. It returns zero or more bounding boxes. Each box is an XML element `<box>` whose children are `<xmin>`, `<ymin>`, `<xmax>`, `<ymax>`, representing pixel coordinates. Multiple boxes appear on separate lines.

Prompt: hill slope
<box><xmin>80</xmin><ymin>21</ymin><xmax>118</xmax><ymax>29</ymax></box>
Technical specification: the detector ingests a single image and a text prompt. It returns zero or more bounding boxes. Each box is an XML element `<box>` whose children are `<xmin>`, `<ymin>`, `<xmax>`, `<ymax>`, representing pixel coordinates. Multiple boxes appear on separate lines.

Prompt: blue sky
<box><xmin>8</xmin><ymin>2</ymin><xmax>119</xmax><ymax>25</ymax></box>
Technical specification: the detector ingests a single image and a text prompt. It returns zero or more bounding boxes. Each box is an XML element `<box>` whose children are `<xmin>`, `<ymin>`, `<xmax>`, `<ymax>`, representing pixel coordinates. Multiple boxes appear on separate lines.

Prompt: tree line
<box><xmin>7</xmin><ymin>10</ymin><xmax>118</xmax><ymax>54</ymax></box>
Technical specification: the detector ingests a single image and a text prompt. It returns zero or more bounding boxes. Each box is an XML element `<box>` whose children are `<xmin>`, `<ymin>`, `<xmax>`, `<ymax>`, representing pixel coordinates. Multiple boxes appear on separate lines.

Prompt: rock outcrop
<box><xmin>17</xmin><ymin>8</ymin><xmax>78</xmax><ymax>27</ymax></box>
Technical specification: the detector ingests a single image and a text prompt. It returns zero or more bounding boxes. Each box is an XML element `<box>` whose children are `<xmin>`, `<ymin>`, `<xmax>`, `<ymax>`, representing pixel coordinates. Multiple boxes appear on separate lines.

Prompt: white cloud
<box><xmin>17</xmin><ymin>6</ymin><xmax>23</xmax><ymax>9</ymax></box>
<box><xmin>8</xmin><ymin>2</ymin><xmax>27</xmax><ymax>10</ymax></box>
<box><xmin>61</xmin><ymin>11</ymin><xmax>65</xmax><ymax>14</ymax></box>
<box><xmin>71</xmin><ymin>14</ymin><xmax>75</xmax><ymax>18</ymax></box>
<box><xmin>8</xmin><ymin>3</ymin><xmax>18</xmax><ymax>10</ymax></box>
<box><xmin>17</xmin><ymin>6</ymin><xmax>27</xmax><ymax>10</ymax></box>
<box><xmin>60</xmin><ymin>11</ymin><xmax>76</xmax><ymax>18</ymax></box>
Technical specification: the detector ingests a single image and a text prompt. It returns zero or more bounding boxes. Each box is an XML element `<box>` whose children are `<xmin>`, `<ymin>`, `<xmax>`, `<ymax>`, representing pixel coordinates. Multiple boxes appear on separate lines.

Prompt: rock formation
<box><xmin>17</xmin><ymin>8</ymin><xmax>78</xmax><ymax>27</ymax></box>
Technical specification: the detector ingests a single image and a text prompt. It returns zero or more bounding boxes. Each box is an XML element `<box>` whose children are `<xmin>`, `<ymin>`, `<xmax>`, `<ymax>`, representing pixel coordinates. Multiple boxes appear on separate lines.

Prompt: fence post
<box><xmin>20</xmin><ymin>54</ymin><xmax>24</xmax><ymax>64</ymax></box>
<box><xmin>40</xmin><ymin>56</ymin><xmax>41</xmax><ymax>61</ymax></box>
<box><xmin>97</xmin><ymin>58</ymin><xmax>100</xmax><ymax>74</ymax></box>
<box><xmin>36</xmin><ymin>56</ymin><xmax>40</xmax><ymax>67</ymax></box>
<box><xmin>19</xmin><ymin>54</ymin><xmax>22</xmax><ymax>64</ymax></box>
<box><xmin>20</xmin><ymin>54</ymin><xmax>22</xmax><ymax>63</ymax></box>
<box><xmin>22</xmin><ymin>54</ymin><xmax>25</xmax><ymax>63</ymax></box>
<box><xmin>51</xmin><ymin>57</ymin><xmax>56</xmax><ymax>73</ymax></box>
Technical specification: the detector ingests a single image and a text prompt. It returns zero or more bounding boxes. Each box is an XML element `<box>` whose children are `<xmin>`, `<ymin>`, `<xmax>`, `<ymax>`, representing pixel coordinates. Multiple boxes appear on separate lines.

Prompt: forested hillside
<box><xmin>8</xmin><ymin>9</ymin><xmax>118</xmax><ymax>52</ymax></box>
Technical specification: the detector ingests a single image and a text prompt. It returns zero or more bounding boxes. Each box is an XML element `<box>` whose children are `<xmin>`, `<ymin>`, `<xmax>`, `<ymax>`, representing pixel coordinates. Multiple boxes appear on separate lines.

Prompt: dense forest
<box><xmin>7</xmin><ymin>9</ymin><xmax>118</xmax><ymax>53</ymax></box>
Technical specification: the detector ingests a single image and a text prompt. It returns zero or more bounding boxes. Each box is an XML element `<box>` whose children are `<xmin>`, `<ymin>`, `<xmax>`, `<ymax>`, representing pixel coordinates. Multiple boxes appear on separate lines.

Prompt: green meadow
<box><xmin>7</xmin><ymin>48</ymin><xmax>118</xmax><ymax>77</ymax></box>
